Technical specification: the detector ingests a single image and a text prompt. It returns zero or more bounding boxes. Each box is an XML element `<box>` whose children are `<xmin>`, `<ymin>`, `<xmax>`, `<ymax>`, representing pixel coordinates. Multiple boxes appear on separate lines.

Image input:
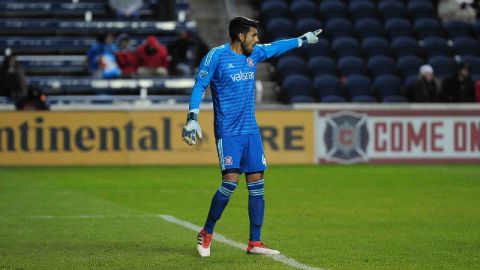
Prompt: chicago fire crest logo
<box><xmin>324</xmin><ymin>111</ymin><xmax>369</xmax><ymax>164</ymax></box>
<box><xmin>224</xmin><ymin>156</ymin><xmax>233</xmax><ymax>165</ymax></box>
<box><xmin>246</xmin><ymin>57</ymin><xmax>254</xmax><ymax>67</ymax></box>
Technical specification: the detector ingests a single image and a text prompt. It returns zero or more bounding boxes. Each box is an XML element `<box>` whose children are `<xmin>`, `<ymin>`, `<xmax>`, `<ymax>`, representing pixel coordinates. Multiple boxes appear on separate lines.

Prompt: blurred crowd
<box><xmin>408</xmin><ymin>62</ymin><xmax>477</xmax><ymax>102</ymax></box>
<box><xmin>87</xmin><ymin>31</ymin><xmax>196</xmax><ymax>79</ymax></box>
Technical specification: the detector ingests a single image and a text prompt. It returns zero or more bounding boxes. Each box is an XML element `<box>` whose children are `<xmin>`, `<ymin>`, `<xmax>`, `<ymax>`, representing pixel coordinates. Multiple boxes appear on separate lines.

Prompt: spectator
<box><xmin>0</xmin><ymin>49</ymin><xmax>27</xmax><ymax>101</ymax></box>
<box><xmin>168</xmin><ymin>31</ymin><xmax>195</xmax><ymax>76</ymax></box>
<box><xmin>408</xmin><ymin>65</ymin><xmax>442</xmax><ymax>102</ymax></box>
<box><xmin>15</xmin><ymin>86</ymin><xmax>49</xmax><ymax>111</ymax></box>
<box><xmin>87</xmin><ymin>33</ymin><xmax>121</xmax><ymax>79</ymax></box>
<box><xmin>438</xmin><ymin>0</ymin><xmax>476</xmax><ymax>23</ymax></box>
<box><xmin>115</xmin><ymin>33</ymin><xmax>139</xmax><ymax>77</ymax></box>
<box><xmin>442</xmin><ymin>62</ymin><xmax>476</xmax><ymax>102</ymax></box>
<box><xmin>108</xmin><ymin>0</ymin><xmax>143</xmax><ymax>19</ymax></box>
<box><xmin>136</xmin><ymin>35</ymin><xmax>170</xmax><ymax>76</ymax></box>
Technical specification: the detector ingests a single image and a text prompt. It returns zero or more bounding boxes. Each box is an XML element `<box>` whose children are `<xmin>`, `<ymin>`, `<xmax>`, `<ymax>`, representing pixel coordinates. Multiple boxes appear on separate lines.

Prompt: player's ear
<box><xmin>238</xmin><ymin>32</ymin><xmax>245</xmax><ymax>42</ymax></box>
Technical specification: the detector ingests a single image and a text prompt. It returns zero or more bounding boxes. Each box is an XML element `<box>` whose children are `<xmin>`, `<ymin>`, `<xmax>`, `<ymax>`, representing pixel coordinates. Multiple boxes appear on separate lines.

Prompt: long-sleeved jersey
<box><xmin>189</xmin><ymin>38</ymin><xmax>300</xmax><ymax>138</ymax></box>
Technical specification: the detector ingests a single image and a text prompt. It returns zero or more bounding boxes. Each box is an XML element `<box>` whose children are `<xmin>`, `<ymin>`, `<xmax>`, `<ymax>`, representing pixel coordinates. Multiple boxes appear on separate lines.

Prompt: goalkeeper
<box><xmin>182</xmin><ymin>16</ymin><xmax>322</xmax><ymax>257</ymax></box>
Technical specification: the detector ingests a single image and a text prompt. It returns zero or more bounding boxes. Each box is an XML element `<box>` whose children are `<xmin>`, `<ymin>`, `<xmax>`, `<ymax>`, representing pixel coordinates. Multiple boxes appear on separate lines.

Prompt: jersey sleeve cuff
<box><xmin>297</xmin><ymin>38</ymin><xmax>303</xmax><ymax>48</ymax></box>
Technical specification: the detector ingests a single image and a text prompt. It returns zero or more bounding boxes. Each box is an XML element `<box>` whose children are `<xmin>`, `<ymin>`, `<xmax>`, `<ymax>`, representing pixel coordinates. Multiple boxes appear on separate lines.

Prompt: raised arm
<box><xmin>255</xmin><ymin>29</ymin><xmax>322</xmax><ymax>62</ymax></box>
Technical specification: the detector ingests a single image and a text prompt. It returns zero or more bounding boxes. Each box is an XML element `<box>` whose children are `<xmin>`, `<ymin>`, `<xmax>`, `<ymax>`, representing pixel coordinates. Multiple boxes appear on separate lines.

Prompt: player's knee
<box><xmin>246</xmin><ymin>171</ymin><xmax>264</xmax><ymax>182</ymax></box>
<box><xmin>217</xmin><ymin>180</ymin><xmax>238</xmax><ymax>198</ymax></box>
<box><xmin>222</xmin><ymin>169</ymin><xmax>241</xmax><ymax>182</ymax></box>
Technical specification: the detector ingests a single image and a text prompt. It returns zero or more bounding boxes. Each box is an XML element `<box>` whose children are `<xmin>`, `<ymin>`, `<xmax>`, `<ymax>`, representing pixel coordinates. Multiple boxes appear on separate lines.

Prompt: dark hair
<box><xmin>229</xmin><ymin>16</ymin><xmax>259</xmax><ymax>41</ymax></box>
<box><xmin>96</xmin><ymin>33</ymin><xmax>113</xmax><ymax>43</ymax></box>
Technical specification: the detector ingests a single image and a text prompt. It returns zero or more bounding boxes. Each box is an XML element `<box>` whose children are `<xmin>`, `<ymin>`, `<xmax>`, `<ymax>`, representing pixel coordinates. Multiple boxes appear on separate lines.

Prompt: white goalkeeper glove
<box><xmin>182</xmin><ymin>111</ymin><xmax>203</xmax><ymax>145</ymax></box>
<box><xmin>299</xmin><ymin>29</ymin><xmax>323</xmax><ymax>45</ymax></box>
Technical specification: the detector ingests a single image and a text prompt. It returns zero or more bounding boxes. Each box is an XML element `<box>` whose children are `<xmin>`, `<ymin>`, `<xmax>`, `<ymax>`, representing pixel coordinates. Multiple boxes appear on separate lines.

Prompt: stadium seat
<box><xmin>281</xmin><ymin>74</ymin><xmax>312</xmax><ymax>103</ymax></box>
<box><xmin>326</xmin><ymin>18</ymin><xmax>354</xmax><ymax>39</ymax></box>
<box><xmin>0</xmin><ymin>19</ymin><xmax>188</xmax><ymax>36</ymax></box>
<box><xmin>301</xmin><ymin>38</ymin><xmax>331</xmax><ymax>58</ymax></box>
<box><xmin>391</xmin><ymin>36</ymin><xmax>422</xmax><ymax>57</ymax></box>
<box><xmin>290</xmin><ymin>0</ymin><xmax>317</xmax><ymax>21</ymax></box>
<box><xmin>444</xmin><ymin>20</ymin><xmax>474</xmax><ymax>39</ymax></box>
<box><xmin>345</xmin><ymin>75</ymin><xmax>375</xmax><ymax>102</ymax></box>
<box><xmin>290</xmin><ymin>95</ymin><xmax>316</xmax><ymax>103</ymax></box>
<box><xmin>350</xmin><ymin>95</ymin><xmax>375</xmax><ymax>102</ymax></box>
<box><xmin>414</xmin><ymin>18</ymin><xmax>443</xmax><ymax>39</ymax></box>
<box><xmin>295</xmin><ymin>18</ymin><xmax>322</xmax><ymax>36</ymax></box>
<box><xmin>1</xmin><ymin>55</ymin><xmax>87</xmax><ymax>75</ymax></box>
<box><xmin>428</xmin><ymin>56</ymin><xmax>457</xmax><ymax>80</ymax></box>
<box><xmin>355</xmin><ymin>18</ymin><xmax>384</xmax><ymax>39</ymax></box>
<box><xmin>362</xmin><ymin>37</ymin><xmax>391</xmax><ymax>57</ymax></box>
<box><xmin>422</xmin><ymin>37</ymin><xmax>451</xmax><ymax>58</ymax></box>
<box><xmin>266</xmin><ymin>18</ymin><xmax>294</xmax><ymax>41</ymax></box>
<box><xmin>332</xmin><ymin>37</ymin><xmax>362</xmax><ymax>58</ymax></box>
<box><xmin>338</xmin><ymin>56</ymin><xmax>366</xmax><ymax>76</ymax></box>
<box><xmin>462</xmin><ymin>55</ymin><xmax>480</xmax><ymax>76</ymax></box>
<box><xmin>378</xmin><ymin>1</ymin><xmax>406</xmax><ymax>20</ymax></box>
<box><xmin>276</xmin><ymin>56</ymin><xmax>307</xmax><ymax>79</ymax></box>
<box><xmin>348</xmin><ymin>0</ymin><xmax>376</xmax><ymax>20</ymax></box>
<box><xmin>0</xmin><ymin>2</ymin><xmax>108</xmax><ymax>18</ymax></box>
<box><xmin>385</xmin><ymin>18</ymin><xmax>413</xmax><ymax>39</ymax></box>
<box><xmin>27</xmin><ymin>76</ymin><xmax>194</xmax><ymax>94</ymax></box>
<box><xmin>260</xmin><ymin>1</ymin><xmax>289</xmax><ymax>21</ymax></box>
<box><xmin>452</xmin><ymin>37</ymin><xmax>480</xmax><ymax>57</ymax></box>
<box><xmin>313</xmin><ymin>74</ymin><xmax>344</xmax><ymax>102</ymax></box>
<box><xmin>367</xmin><ymin>56</ymin><xmax>396</xmax><ymax>77</ymax></box>
<box><xmin>318</xmin><ymin>1</ymin><xmax>347</xmax><ymax>22</ymax></box>
<box><xmin>0</xmin><ymin>36</ymin><xmax>149</xmax><ymax>55</ymax></box>
<box><xmin>382</xmin><ymin>95</ymin><xmax>407</xmax><ymax>103</ymax></box>
<box><xmin>407</xmin><ymin>1</ymin><xmax>435</xmax><ymax>20</ymax></box>
<box><xmin>397</xmin><ymin>55</ymin><xmax>424</xmax><ymax>79</ymax></box>
<box><xmin>474</xmin><ymin>19</ymin><xmax>480</xmax><ymax>39</ymax></box>
<box><xmin>307</xmin><ymin>56</ymin><xmax>336</xmax><ymax>76</ymax></box>
<box><xmin>374</xmin><ymin>74</ymin><xmax>404</xmax><ymax>101</ymax></box>
<box><xmin>321</xmin><ymin>95</ymin><xmax>347</xmax><ymax>102</ymax></box>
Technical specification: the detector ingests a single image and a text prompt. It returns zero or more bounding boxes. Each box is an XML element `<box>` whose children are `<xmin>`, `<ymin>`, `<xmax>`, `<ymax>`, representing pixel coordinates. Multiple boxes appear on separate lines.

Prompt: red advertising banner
<box><xmin>316</xmin><ymin>109</ymin><xmax>480</xmax><ymax>164</ymax></box>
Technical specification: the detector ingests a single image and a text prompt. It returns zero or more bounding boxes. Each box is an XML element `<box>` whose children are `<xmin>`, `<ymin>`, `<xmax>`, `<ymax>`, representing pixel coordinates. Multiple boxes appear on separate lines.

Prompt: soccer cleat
<box><xmin>197</xmin><ymin>229</ymin><xmax>213</xmax><ymax>257</ymax></box>
<box><xmin>247</xmin><ymin>240</ymin><xmax>280</xmax><ymax>255</ymax></box>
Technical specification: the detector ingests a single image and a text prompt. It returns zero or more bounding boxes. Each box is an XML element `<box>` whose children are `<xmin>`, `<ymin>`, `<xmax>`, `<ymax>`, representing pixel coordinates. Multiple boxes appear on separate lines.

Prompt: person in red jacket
<box><xmin>115</xmin><ymin>33</ymin><xmax>139</xmax><ymax>77</ymax></box>
<box><xmin>136</xmin><ymin>35</ymin><xmax>170</xmax><ymax>76</ymax></box>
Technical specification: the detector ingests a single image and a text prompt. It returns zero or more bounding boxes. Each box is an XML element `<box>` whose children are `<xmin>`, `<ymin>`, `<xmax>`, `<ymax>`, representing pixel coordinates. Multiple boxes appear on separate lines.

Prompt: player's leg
<box><xmin>246</xmin><ymin>172</ymin><xmax>265</xmax><ymax>242</ymax></box>
<box><xmin>197</xmin><ymin>136</ymin><xmax>243</xmax><ymax>257</ymax></box>
<box><xmin>243</xmin><ymin>134</ymin><xmax>280</xmax><ymax>255</ymax></box>
<box><xmin>203</xmin><ymin>170</ymin><xmax>240</xmax><ymax>235</ymax></box>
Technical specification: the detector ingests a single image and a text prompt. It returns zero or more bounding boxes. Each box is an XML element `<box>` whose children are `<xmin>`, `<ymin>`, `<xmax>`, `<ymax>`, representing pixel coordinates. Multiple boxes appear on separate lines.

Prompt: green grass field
<box><xmin>0</xmin><ymin>165</ymin><xmax>479</xmax><ymax>270</ymax></box>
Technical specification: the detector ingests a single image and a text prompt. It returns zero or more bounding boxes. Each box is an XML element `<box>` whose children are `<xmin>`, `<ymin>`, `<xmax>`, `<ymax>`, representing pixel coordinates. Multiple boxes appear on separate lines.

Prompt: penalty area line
<box><xmin>159</xmin><ymin>214</ymin><xmax>326</xmax><ymax>270</ymax></box>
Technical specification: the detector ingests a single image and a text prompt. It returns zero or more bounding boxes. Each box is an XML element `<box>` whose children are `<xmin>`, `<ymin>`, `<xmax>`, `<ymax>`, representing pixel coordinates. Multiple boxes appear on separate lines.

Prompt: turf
<box><xmin>0</xmin><ymin>165</ymin><xmax>479</xmax><ymax>270</ymax></box>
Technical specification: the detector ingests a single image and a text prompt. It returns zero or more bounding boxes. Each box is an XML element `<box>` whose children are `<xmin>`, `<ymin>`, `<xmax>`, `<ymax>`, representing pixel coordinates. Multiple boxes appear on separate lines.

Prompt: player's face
<box><xmin>240</xmin><ymin>27</ymin><xmax>259</xmax><ymax>56</ymax></box>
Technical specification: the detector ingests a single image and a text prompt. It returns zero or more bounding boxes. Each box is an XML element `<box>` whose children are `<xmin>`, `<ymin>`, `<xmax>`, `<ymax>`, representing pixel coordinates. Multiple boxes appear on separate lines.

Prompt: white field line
<box><xmin>160</xmin><ymin>214</ymin><xmax>326</xmax><ymax>270</ymax></box>
<box><xmin>25</xmin><ymin>214</ymin><xmax>326</xmax><ymax>270</ymax></box>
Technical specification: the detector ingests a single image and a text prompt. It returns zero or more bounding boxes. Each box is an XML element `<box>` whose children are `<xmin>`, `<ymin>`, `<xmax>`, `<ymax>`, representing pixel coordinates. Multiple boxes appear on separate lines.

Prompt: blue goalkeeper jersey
<box><xmin>189</xmin><ymin>38</ymin><xmax>300</xmax><ymax>138</ymax></box>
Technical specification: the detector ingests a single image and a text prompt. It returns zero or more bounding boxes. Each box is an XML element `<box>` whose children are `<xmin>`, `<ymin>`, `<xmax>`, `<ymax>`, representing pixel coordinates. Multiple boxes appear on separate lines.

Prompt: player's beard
<box><xmin>241</xmin><ymin>41</ymin><xmax>253</xmax><ymax>56</ymax></box>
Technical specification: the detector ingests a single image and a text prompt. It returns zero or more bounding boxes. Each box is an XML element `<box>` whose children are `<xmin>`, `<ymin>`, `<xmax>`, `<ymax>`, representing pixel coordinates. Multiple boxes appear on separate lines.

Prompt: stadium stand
<box><xmin>0</xmin><ymin>0</ymin><xmax>199</xmax><ymax>105</ymax></box>
<box><xmin>2</xmin><ymin>0</ymin><xmax>480</xmax><ymax>105</ymax></box>
<box><xmin>256</xmin><ymin>0</ymin><xmax>480</xmax><ymax>103</ymax></box>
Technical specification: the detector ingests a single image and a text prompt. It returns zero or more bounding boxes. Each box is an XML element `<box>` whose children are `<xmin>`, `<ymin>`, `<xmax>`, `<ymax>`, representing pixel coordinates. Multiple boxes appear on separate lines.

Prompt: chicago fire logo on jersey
<box><xmin>224</xmin><ymin>156</ymin><xmax>233</xmax><ymax>165</ymax></box>
<box><xmin>246</xmin><ymin>57</ymin><xmax>254</xmax><ymax>67</ymax></box>
<box><xmin>198</xmin><ymin>70</ymin><xmax>209</xmax><ymax>79</ymax></box>
<box><xmin>324</xmin><ymin>111</ymin><xmax>369</xmax><ymax>164</ymax></box>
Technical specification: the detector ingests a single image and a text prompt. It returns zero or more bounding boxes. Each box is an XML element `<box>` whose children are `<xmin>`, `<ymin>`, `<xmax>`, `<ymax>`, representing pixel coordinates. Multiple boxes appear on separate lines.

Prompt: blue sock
<box><xmin>247</xmin><ymin>179</ymin><xmax>265</xmax><ymax>241</ymax></box>
<box><xmin>204</xmin><ymin>180</ymin><xmax>238</xmax><ymax>234</ymax></box>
